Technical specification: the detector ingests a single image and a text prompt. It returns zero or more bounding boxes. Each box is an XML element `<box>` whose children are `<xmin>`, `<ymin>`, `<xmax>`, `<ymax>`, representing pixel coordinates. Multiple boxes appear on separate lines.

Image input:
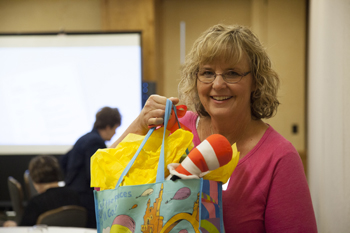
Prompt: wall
<box><xmin>0</xmin><ymin>0</ymin><xmax>101</xmax><ymax>32</ymax></box>
<box><xmin>308</xmin><ymin>0</ymin><xmax>350</xmax><ymax>231</ymax></box>
<box><xmin>264</xmin><ymin>0</ymin><xmax>307</xmax><ymax>153</ymax></box>
<box><xmin>100</xmin><ymin>0</ymin><xmax>158</xmax><ymax>84</ymax></box>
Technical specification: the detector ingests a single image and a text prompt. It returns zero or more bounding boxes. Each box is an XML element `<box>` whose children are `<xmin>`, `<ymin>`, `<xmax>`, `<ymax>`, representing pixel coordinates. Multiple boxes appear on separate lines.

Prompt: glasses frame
<box><xmin>197</xmin><ymin>70</ymin><xmax>251</xmax><ymax>84</ymax></box>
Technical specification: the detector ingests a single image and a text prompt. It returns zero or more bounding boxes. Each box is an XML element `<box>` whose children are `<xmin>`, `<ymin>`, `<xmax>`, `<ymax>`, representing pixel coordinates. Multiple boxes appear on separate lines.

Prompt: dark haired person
<box><xmin>61</xmin><ymin>106</ymin><xmax>121</xmax><ymax>228</ymax></box>
<box><xmin>3</xmin><ymin>155</ymin><xmax>80</xmax><ymax>227</ymax></box>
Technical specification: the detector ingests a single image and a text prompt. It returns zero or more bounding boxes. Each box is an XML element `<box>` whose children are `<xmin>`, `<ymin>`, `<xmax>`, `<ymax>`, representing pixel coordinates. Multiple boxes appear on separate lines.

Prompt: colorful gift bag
<box><xmin>94</xmin><ymin>100</ymin><xmax>225</xmax><ymax>233</ymax></box>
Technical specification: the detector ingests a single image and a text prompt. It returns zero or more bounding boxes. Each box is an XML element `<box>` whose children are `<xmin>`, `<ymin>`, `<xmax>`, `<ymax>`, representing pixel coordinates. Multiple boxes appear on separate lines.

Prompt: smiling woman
<box><xmin>176</xmin><ymin>24</ymin><xmax>317</xmax><ymax>232</ymax></box>
<box><xmin>109</xmin><ymin>24</ymin><xmax>317</xmax><ymax>233</ymax></box>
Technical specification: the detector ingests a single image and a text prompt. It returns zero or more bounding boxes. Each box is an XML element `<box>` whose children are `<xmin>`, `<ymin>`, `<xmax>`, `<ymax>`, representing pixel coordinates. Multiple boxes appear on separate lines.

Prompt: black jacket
<box><xmin>20</xmin><ymin>187</ymin><xmax>80</xmax><ymax>226</ymax></box>
<box><xmin>61</xmin><ymin>128</ymin><xmax>106</xmax><ymax>193</ymax></box>
<box><xmin>60</xmin><ymin>128</ymin><xmax>106</xmax><ymax>228</ymax></box>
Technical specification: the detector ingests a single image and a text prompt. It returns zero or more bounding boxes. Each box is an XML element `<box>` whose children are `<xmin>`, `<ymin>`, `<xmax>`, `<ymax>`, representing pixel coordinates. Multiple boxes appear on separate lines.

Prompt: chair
<box><xmin>7</xmin><ymin>176</ymin><xmax>25</xmax><ymax>224</ymax></box>
<box><xmin>36</xmin><ymin>205</ymin><xmax>88</xmax><ymax>227</ymax></box>
<box><xmin>23</xmin><ymin>170</ymin><xmax>38</xmax><ymax>200</ymax></box>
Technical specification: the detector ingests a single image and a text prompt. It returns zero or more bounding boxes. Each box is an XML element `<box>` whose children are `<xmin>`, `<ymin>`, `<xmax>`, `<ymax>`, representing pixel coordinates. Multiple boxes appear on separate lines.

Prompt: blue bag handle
<box><xmin>156</xmin><ymin>98</ymin><xmax>173</xmax><ymax>183</ymax></box>
<box><xmin>115</xmin><ymin>99</ymin><xmax>176</xmax><ymax>188</ymax></box>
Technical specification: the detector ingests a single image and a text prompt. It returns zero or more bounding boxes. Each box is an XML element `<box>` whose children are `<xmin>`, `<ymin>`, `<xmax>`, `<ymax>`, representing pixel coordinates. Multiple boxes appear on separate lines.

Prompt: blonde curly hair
<box><xmin>178</xmin><ymin>24</ymin><xmax>280</xmax><ymax>119</ymax></box>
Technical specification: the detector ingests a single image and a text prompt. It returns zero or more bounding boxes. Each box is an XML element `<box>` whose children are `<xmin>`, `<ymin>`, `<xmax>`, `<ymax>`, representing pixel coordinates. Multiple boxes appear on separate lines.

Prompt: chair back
<box><xmin>23</xmin><ymin>170</ymin><xmax>38</xmax><ymax>200</ymax></box>
<box><xmin>7</xmin><ymin>176</ymin><xmax>25</xmax><ymax>224</ymax></box>
<box><xmin>37</xmin><ymin>205</ymin><xmax>88</xmax><ymax>227</ymax></box>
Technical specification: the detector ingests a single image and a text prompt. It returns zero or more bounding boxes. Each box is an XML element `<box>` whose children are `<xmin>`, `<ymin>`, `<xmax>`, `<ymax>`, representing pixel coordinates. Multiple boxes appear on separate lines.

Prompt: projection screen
<box><xmin>0</xmin><ymin>32</ymin><xmax>142</xmax><ymax>154</ymax></box>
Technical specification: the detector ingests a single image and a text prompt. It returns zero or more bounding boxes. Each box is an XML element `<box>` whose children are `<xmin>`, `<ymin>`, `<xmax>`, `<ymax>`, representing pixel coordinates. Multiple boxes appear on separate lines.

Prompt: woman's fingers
<box><xmin>169</xmin><ymin>97</ymin><xmax>180</xmax><ymax>105</ymax></box>
<box><xmin>142</xmin><ymin>95</ymin><xmax>179</xmax><ymax>127</ymax></box>
<box><xmin>143</xmin><ymin>95</ymin><xmax>166</xmax><ymax>111</ymax></box>
<box><xmin>110</xmin><ymin>95</ymin><xmax>172</xmax><ymax>146</ymax></box>
<box><xmin>148</xmin><ymin>117</ymin><xmax>164</xmax><ymax>126</ymax></box>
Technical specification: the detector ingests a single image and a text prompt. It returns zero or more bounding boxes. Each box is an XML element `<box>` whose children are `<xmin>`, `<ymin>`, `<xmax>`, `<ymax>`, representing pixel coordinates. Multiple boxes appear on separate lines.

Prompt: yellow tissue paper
<box><xmin>91</xmin><ymin>127</ymin><xmax>240</xmax><ymax>190</ymax></box>
<box><xmin>203</xmin><ymin>143</ymin><xmax>240</xmax><ymax>184</ymax></box>
<box><xmin>90</xmin><ymin>128</ymin><xmax>194</xmax><ymax>190</ymax></box>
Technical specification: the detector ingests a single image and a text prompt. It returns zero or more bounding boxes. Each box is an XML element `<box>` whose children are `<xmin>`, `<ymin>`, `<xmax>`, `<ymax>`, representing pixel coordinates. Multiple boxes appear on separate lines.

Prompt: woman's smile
<box><xmin>211</xmin><ymin>96</ymin><xmax>233</xmax><ymax>101</ymax></box>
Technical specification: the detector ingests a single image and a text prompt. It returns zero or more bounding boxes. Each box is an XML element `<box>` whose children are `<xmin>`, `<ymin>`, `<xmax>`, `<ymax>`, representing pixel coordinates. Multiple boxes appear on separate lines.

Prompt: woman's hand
<box><xmin>109</xmin><ymin>95</ymin><xmax>179</xmax><ymax>148</ymax></box>
<box><xmin>139</xmin><ymin>95</ymin><xmax>179</xmax><ymax>131</ymax></box>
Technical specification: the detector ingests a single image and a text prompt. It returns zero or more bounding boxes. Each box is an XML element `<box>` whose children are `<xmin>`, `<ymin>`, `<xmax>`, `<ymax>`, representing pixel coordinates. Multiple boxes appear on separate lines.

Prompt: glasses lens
<box><xmin>198</xmin><ymin>71</ymin><xmax>215</xmax><ymax>83</ymax></box>
<box><xmin>224</xmin><ymin>71</ymin><xmax>242</xmax><ymax>83</ymax></box>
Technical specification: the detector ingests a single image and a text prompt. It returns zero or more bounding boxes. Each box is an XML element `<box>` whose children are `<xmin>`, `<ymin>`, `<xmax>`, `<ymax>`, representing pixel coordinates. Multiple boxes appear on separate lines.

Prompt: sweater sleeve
<box><xmin>264</xmin><ymin>150</ymin><xmax>318</xmax><ymax>232</ymax></box>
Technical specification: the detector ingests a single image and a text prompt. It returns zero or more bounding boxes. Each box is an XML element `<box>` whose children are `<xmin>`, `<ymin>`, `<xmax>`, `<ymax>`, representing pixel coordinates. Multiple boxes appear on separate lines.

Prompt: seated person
<box><xmin>60</xmin><ymin>106</ymin><xmax>121</xmax><ymax>228</ymax></box>
<box><xmin>3</xmin><ymin>155</ymin><xmax>81</xmax><ymax>227</ymax></box>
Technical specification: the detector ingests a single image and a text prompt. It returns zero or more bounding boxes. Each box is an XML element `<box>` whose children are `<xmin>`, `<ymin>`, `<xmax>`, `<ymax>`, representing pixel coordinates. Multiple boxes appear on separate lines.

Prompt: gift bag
<box><xmin>94</xmin><ymin>99</ymin><xmax>225</xmax><ymax>233</ymax></box>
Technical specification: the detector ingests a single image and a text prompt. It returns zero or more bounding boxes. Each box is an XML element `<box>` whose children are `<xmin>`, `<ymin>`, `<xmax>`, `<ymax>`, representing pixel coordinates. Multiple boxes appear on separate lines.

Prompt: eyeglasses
<box><xmin>197</xmin><ymin>70</ymin><xmax>251</xmax><ymax>84</ymax></box>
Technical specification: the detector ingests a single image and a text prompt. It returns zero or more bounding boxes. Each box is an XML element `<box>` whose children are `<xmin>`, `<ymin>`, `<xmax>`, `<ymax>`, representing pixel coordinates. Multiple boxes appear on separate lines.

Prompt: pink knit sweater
<box><xmin>179</xmin><ymin>111</ymin><xmax>317</xmax><ymax>232</ymax></box>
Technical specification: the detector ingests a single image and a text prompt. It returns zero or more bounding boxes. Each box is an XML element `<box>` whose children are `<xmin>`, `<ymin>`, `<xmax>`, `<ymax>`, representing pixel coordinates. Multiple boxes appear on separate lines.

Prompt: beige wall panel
<box><xmin>161</xmin><ymin>0</ymin><xmax>252</xmax><ymax>99</ymax></box>
<box><xmin>101</xmin><ymin>0</ymin><xmax>157</xmax><ymax>82</ymax></box>
<box><xmin>251</xmin><ymin>0</ymin><xmax>268</xmax><ymax>43</ymax></box>
<box><xmin>0</xmin><ymin>0</ymin><xmax>101</xmax><ymax>32</ymax></box>
<box><xmin>154</xmin><ymin>0</ymin><xmax>165</xmax><ymax>95</ymax></box>
<box><xmin>264</xmin><ymin>0</ymin><xmax>306</xmax><ymax>151</ymax></box>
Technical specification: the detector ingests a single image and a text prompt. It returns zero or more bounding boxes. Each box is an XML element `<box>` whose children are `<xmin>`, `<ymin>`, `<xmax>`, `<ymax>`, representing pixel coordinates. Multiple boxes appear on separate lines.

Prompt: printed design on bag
<box><xmin>201</xmin><ymin>193</ymin><xmax>216</xmax><ymax>204</ymax></box>
<box><xmin>139</xmin><ymin>184</ymin><xmax>201</xmax><ymax>233</ymax></box>
<box><xmin>136</xmin><ymin>188</ymin><xmax>154</xmax><ymax>198</ymax></box>
<box><xmin>110</xmin><ymin>214</ymin><xmax>136</xmax><ymax>233</ymax></box>
<box><xmin>159</xmin><ymin>192</ymin><xmax>200</xmax><ymax>233</ymax></box>
<box><xmin>97</xmin><ymin>180</ymin><xmax>219</xmax><ymax>233</ymax></box>
<box><xmin>200</xmin><ymin>180</ymin><xmax>222</xmax><ymax>233</ymax></box>
<box><xmin>165</xmin><ymin>187</ymin><xmax>191</xmax><ymax>204</ymax></box>
<box><xmin>141</xmin><ymin>184</ymin><xmax>164</xmax><ymax>232</ymax></box>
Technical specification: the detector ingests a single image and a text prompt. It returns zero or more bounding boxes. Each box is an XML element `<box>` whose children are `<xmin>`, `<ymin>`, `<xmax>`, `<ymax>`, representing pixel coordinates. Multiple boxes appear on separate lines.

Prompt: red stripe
<box><xmin>188</xmin><ymin>148</ymin><xmax>209</xmax><ymax>172</ymax></box>
<box><xmin>206</xmin><ymin>134</ymin><xmax>232</xmax><ymax>166</ymax></box>
<box><xmin>175</xmin><ymin>164</ymin><xmax>192</xmax><ymax>175</ymax></box>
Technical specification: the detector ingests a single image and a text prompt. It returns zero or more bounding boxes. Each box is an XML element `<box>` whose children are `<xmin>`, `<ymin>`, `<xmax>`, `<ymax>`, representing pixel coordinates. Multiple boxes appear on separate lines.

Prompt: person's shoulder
<box><xmin>261</xmin><ymin>126</ymin><xmax>299</xmax><ymax>157</ymax></box>
<box><xmin>262</xmin><ymin>126</ymin><xmax>292</xmax><ymax>146</ymax></box>
<box><xmin>79</xmin><ymin>130</ymin><xmax>100</xmax><ymax>141</ymax></box>
<box><xmin>247</xmin><ymin>126</ymin><xmax>303</xmax><ymax>172</ymax></box>
<box><xmin>44</xmin><ymin>187</ymin><xmax>81</xmax><ymax>206</ymax></box>
<box><xmin>26</xmin><ymin>191</ymin><xmax>47</xmax><ymax>207</ymax></box>
<box><xmin>76</xmin><ymin>129</ymin><xmax>104</xmax><ymax>146</ymax></box>
<box><xmin>46</xmin><ymin>186</ymin><xmax>79</xmax><ymax>197</ymax></box>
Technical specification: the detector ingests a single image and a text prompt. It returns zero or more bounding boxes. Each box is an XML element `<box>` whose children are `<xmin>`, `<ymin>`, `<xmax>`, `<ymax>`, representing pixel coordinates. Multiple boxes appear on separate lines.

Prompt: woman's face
<box><xmin>196</xmin><ymin>53</ymin><xmax>254</xmax><ymax>119</ymax></box>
